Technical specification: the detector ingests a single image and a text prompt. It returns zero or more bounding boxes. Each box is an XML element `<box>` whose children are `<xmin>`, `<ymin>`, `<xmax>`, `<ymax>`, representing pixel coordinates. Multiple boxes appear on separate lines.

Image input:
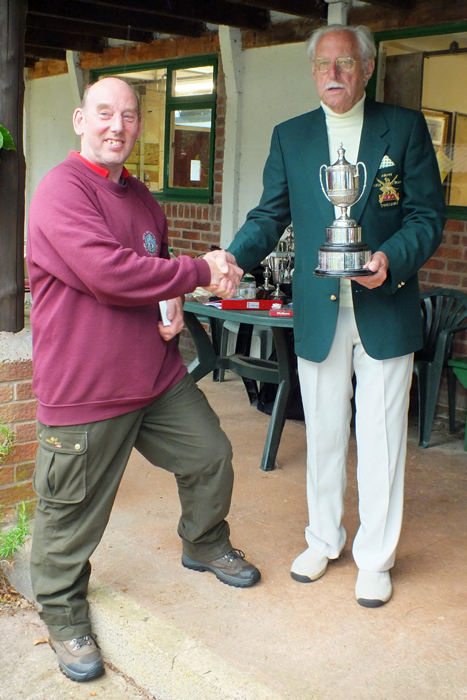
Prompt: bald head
<box><xmin>82</xmin><ymin>77</ymin><xmax>141</xmax><ymax>114</ymax></box>
<box><xmin>73</xmin><ymin>77</ymin><xmax>142</xmax><ymax>183</ymax></box>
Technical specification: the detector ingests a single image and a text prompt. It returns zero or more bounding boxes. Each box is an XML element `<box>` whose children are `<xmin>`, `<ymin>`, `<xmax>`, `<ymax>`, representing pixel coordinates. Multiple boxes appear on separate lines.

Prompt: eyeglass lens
<box><xmin>314</xmin><ymin>58</ymin><xmax>357</xmax><ymax>72</ymax></box>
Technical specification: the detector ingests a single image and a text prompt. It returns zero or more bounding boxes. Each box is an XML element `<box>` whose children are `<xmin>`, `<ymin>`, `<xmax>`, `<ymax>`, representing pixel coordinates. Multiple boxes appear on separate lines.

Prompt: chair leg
<box><xmin>447</xmin><ymin>366</ymin><xmax>457</xmax><ymax>433</ymax></box>
<box><xmin>418</xmin><ymin>365</ymin><xmax>443</xmax><ymax>448</ymax></box>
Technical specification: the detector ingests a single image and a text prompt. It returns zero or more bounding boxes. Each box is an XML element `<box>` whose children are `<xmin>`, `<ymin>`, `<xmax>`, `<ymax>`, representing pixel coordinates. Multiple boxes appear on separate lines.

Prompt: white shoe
<box><xmin>290</xmin><ymin>547</ymin><xmax>328</xmax><ymax>583</ymax></box>
<box><xmin>355</xmin><ymin>570</ymin><xmax>392</xmax><ymax>607</ymax></box>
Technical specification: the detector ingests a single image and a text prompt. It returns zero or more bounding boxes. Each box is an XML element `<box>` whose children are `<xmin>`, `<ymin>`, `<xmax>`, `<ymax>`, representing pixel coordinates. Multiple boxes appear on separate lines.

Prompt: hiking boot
<box><xmin>182</xmin><ymin>548</ymin><xmax>261</xmax><ymax>588</ymax></box>
<box><xmin>49</xmin><ymin>634</ymin><xmax>105</xmax><ymax>682</ymax></box>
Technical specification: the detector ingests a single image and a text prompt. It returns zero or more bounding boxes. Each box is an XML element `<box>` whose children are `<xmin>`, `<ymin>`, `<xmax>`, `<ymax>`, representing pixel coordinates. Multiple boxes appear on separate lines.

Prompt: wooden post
<box><xmin>0</xmin><ymin>0</ymin><xmax>27</xmax><ymax>332</ymax></box>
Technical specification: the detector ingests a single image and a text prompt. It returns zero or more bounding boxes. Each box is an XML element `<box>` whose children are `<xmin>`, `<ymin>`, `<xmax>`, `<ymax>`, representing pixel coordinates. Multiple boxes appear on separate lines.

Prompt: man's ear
<box><xmin>73</xmin><ymin>108</ymin><xmax>85</xmax><ymax>136</ymax></box>
<box><xmin>364</xmin><ymin>59</ymin><xmax>375</xmax><ymax>83</ymax></box>
<box><xmin>137</xmin><ymin>113</ymin><xmax>143</xmax><ymax>140</ymax></box>
<box><xmin>311</xmin><ymin>63</ymin><xmax>317</xmax><ymax>85</ymax></box>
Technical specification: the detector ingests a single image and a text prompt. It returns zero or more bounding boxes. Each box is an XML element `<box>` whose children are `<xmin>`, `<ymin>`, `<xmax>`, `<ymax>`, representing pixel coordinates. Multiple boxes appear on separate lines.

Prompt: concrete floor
<box><xmin>87</xmin><ymin>371</ymin><xmax>467</xmax><ymax>700</ymax></box>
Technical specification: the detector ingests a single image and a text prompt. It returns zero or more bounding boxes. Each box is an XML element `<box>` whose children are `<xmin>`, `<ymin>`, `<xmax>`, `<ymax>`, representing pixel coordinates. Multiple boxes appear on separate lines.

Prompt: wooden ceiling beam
<box><xmin>73</xmin><ymin>0</ymin><xmax>270</xmax><ymax>30</ymax></box>
<box><xmin>26</xmin><ymin>13</ymin><xmax>153</xmax><ymax>44</ymax></box>
<box><xmin>349</xmin><ymin>0</ymin><xmax>467</xmax><ymax>33</ymax></box>
<box><xmin>25</xmin><ymin>27</ymin><xmax>105</xmax><ymax>53</ymax></box>
<box><xmin>27</xmin><ymin>0</ymin><xmax>204</xmax><ymax>38</ymax></box>
<box><xmin>228</xmin><ymin>0</ymin><xmax>327</xmax><ymax>20</ymax></box>
<box><xmin>25</xmin><ymin>45</ymin><xmax>66</xmax><ymax>61</ymax></box>
<box><xmin>358</xmin><ymin>0</ymin><xmax>414</xmax><ymax>7</ymax></box>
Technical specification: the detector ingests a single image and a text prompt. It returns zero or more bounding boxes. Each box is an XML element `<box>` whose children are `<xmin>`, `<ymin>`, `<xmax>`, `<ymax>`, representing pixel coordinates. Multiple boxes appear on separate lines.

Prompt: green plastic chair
<box><xmin>414</xmin><ymin>288</ymin><xmax>467</xmax><ymax>448</ymax></box>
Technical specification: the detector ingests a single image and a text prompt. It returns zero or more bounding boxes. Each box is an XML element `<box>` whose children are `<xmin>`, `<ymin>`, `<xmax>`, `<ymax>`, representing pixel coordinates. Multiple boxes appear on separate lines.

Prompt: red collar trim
<box><xmin>69</xmin><ymin>151</ymin><xmax>130</xmax><ymax>180</ymax></box>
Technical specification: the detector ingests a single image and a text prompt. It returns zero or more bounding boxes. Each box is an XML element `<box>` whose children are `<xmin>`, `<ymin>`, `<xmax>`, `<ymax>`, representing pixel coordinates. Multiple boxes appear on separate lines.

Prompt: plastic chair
<box><xmin>447</xmin><ymin>357</ymin><xmax>467</xmax><ymax>450</ymax></box>
<box><xmin>413</xmin><ymin>288</ymin><xmax>467</xmax><ymax>447</ymax></box>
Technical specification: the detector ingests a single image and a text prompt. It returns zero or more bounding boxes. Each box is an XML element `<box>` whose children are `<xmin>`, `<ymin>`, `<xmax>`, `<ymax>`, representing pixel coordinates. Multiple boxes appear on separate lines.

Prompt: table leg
<box><xmin>260</xmin><ymin>327</ymin><xmax>297</xmax><ymax>471</ymax></box>
<box><xmin>183</xmin><ymin>311</ymin><xmax>219</xmax><ymax>381</ymax></box>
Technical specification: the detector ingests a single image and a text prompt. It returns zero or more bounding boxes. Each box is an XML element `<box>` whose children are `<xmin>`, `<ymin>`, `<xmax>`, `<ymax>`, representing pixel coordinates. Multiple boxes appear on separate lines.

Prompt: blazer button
<box><xmin>330</xmin><ymin>295</ymin><xmax>337</xmax><ymax>301</ymax></box>
<box><xmin>397</xmin><ymin>281</ymin><xmax>405</xmax><ymax>289</ymax></box>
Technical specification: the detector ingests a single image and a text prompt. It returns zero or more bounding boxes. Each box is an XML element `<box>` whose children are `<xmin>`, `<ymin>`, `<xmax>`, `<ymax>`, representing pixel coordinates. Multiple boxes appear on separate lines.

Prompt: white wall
<box><xmin>239</xmin><ymin>43</ymin><xmax>318</xmax><ymax>219</ymax></box>
<box><xmin>24</xmin><ymin>71</ymin><xmax>80</xmax><ymax>229</ymax></box>
<box><xmin>220</xmin><ymin>39</ymin><xmax>320</xmax><ymax>245</ymax></box>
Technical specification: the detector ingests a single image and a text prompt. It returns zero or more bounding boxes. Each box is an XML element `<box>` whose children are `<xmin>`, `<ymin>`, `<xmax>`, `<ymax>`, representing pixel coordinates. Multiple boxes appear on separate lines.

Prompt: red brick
<box><xmin>448</xmin><ymin>260</ymin><xmax>467</xmax><ymax>273</ymax></box>
<box><xmin>172</xmin><ymin>239</ymin><xmax>191</xmax><ymax>249</ymax></box>
<box><xmin>7</xmin><ymin>442</ymin><xmax>38</xmax><ymax>465</ymax></box>
<box><xmin>182</xmin><ymin>230</ymin><xmax>201</xmax><ymax>240</ymax></box>
<box><xmin>15</xmin><ymin>462</ymin><xmax>35</xmax><ymax>482</ymax></box>
<box><xmin>444</xmin><ymin>219</ymin><xmax>466</xmax><ymax>232</ymax></box>
<box><xmin>422</xmin><ymin>258</ymin><xmax>445</xmax><ymax>270</ymax></box>
<box><xmin>0</xmin><ymin>505</ymin><xmax>15</xmax><ymax>523</ymax></box>
<box><xmin>425</xmin><ymin>272</ymin><xmax>461</xmax><ymax>286</ymax></box>
<box><xmin>0</xmin><ymin>385</ymin><xmax>14</xmax><ymax>403</ymax></box>
<box><xmin>14</xmin><ymin>422</ymin><xmax>37</xmax><ymax>443</ymax></box>
<box><xmin>445</xmin><ymin>233</ymin><xmax>461</xmax><ymax>246</ymax></box>
<box><xmin>0</xmin><ymin>466</ymin><xmax>14</xmax><ymax>486</ymax></box>
<box><xmin>192</xmin><ymin>242</ymin><xmax>210</xmax><ymax>252</ymax></box>
<box><xmin>0</xmin><ymin>481</ymin><xmax>35</xmax><ymax>506</ymax></box>
<box><xmin>192</xmin><ymin>222</ymin><xmax>210</xmax><ymax>231</ymax></box>
<box><xmin>0</xmin><ymin>360</ymin><xmax>33</xmax><ymax>382</ymax></box>
<box><xmin>0</xmin><ymin>400</ymin><xmax>37</xmax><ymax>423</ymax></box>
<box><xmin>15</xmin><ymin>381</ymin><xmax>35</xmax><ymax>401</ymax></box>
<box><xmin>437</xmin><ymin>247</ymin><xmax>464</xmax><ymax>260</ymax></box>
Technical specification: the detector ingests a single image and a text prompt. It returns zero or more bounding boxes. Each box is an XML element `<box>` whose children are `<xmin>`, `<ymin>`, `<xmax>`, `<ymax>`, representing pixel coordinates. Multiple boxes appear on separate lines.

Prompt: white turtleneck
<box><xmin>321</xmin><ymin>95</ymin><xmax>365</xmax><ymax>307</ymax></box>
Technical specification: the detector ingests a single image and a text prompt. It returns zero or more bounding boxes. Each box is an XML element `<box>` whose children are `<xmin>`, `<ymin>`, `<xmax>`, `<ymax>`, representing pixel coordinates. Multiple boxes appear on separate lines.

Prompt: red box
<box><xmin>221</xmin><ymin>299</ymin><xmax>282</xmax><ymax>310</ymax></box>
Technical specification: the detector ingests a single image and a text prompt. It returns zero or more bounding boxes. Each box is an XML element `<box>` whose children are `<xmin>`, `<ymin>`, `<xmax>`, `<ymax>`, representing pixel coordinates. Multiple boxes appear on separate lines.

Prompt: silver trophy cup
<box><xmin>314</xmin><ymin>144</ymin><xmax>373</xmax><ymax>277</ymax></box>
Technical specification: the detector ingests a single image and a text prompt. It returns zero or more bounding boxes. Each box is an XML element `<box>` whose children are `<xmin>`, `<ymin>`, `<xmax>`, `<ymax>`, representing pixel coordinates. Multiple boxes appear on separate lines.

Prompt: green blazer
<box><xmin>228</xmin><ymin>98</ymin><xmax>447</xmax><ymax>362</ymax></box>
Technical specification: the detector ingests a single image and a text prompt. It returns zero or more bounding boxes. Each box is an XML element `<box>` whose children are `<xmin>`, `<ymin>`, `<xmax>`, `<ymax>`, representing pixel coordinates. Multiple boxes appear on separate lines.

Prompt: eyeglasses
<box><xmin>313</xmin><ymin>57</ymin><xmax>360</xmax><ymax>73</ymax></box>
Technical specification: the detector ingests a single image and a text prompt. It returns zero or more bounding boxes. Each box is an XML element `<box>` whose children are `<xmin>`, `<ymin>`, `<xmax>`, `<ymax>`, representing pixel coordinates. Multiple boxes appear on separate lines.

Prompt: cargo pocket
<box><xmin>33</xmin><ymin>427</ymin><xmax>88</xmax><ymax>504</ymax></box>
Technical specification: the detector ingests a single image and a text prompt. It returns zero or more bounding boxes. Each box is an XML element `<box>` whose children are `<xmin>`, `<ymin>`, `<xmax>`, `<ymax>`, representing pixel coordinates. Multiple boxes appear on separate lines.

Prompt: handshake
<box><xmin>202</xmin><ymin>249</ymin><xmax>244</xmax><ymax>299</ymax></box>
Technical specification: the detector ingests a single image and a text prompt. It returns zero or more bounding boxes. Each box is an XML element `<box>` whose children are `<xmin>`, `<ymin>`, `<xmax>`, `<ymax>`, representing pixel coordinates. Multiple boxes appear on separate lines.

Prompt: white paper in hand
<box><xmin>159</xmin><ymin>300</ymin><xmax>171</xmax><ymax>326</ymax></box>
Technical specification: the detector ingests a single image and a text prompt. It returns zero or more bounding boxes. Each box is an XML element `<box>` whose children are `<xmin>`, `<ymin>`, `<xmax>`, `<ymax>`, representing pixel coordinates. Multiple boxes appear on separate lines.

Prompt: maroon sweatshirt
<box><xmin>27</xmin><ymin>155</ymin><xmax>211</xmax><ymax>425</ymax></box>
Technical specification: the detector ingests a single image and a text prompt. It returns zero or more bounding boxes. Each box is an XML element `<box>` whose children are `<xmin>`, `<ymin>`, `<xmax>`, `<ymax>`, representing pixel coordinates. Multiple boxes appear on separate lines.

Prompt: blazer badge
<box><xmin>374</xmin><ymin>173</ymin><xmax>401</xmax><ymax>208</ymax></box>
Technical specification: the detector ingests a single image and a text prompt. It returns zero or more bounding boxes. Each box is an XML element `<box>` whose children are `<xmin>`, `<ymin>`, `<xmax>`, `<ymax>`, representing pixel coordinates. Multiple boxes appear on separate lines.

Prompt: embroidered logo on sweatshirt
<box><xmin>143</xmin><ymin>231</ymin><xmax>158</xmax><ymax>256</ymax></box>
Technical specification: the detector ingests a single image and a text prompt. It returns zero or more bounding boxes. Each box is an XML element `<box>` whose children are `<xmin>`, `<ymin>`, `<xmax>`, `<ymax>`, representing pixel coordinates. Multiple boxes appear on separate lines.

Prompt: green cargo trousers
<box><xmin>30</xmin><ymin>374</ymin><xmax>234</xmax><ymax>640</ymax></box>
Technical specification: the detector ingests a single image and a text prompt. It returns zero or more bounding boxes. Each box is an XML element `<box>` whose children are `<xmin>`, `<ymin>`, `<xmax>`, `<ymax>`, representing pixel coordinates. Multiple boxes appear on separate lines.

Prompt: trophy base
<box><xmin>314</xmin><ymin>267</ymin><xmax>375</xmax><ymax>278</ymax></box>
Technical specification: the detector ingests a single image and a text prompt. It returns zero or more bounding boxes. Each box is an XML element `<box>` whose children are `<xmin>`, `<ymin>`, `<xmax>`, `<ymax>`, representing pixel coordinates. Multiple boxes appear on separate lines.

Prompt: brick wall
<box><xmin>0</xmin><ymin>360</ymin><xmax>37</xmax><ymax>522</ymax></box>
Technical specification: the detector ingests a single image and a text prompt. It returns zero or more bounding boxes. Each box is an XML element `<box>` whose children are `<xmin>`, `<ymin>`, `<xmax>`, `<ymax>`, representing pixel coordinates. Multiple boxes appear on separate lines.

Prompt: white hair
<box><xmin>306</xmin><ymin>24</ymin><xmax>376</xmax><ymax>69</ymax></box>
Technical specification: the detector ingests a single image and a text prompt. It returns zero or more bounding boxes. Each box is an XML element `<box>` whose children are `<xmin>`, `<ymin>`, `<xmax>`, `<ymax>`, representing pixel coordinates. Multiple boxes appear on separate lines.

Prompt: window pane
<box><xmin>172</xmin><ymin>66</ymin><xmax>214</xmax><ymax>96</ymax></box>
<box><xmin>169</xmin><ymin>109</ymin><xmax>212</xmax><ymax>189</ymax></box>
<box><xmin>109</xmin><ymin>68</ymin><xmax>167</xmax><ymax>192</ymax></box>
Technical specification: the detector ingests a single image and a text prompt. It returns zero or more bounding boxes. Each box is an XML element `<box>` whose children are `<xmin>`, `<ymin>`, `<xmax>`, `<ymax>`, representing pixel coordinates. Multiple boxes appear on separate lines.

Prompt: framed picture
<box><xmin>422</xmin><ymin>108</ymin><xmax>452</xmax><ymax>148</ymax></box>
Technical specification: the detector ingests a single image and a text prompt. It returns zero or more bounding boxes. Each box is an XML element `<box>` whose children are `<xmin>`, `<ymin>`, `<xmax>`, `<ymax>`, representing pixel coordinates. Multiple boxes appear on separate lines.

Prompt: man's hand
<box><xmin>202</xmin><ymin>250</ymin><xmax>243</xmax><ymax>299</ymax></box>
<box><xmin>350</xmin><ymin>251</ymin><xmax>389</xmax><ymax>289</ymax></box>
<box><xmin>158</xmin><ymin>297</ymin><xmax>184</xmax><ymax>341</ymax></box>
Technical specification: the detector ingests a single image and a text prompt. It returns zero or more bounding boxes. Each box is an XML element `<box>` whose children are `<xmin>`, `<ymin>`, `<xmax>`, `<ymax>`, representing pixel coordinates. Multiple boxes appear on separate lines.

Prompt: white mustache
<box><xmin>326</xmin><ymin>82</ymin><xmax>345</xmax><ymax>89</ymax></box>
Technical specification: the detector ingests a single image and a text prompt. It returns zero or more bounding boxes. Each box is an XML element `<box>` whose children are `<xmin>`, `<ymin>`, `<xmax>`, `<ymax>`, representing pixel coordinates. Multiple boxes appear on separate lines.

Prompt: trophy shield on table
<box><xmin>314</xmin><ymin>143</ymin><xmax>374</xmax><ymax>277</ymax></box>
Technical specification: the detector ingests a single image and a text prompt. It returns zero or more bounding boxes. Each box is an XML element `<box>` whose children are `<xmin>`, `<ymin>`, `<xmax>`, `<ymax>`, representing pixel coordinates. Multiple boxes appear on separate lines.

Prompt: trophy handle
<box><xmin>319</xmin><ymin>164</ymin><xmax>332</xmax><ymax>204</ymax></box>
<box><xmin>352</xmin><ymin>162</ymin><xmax>367</xmax><ymax>207</ymax></box>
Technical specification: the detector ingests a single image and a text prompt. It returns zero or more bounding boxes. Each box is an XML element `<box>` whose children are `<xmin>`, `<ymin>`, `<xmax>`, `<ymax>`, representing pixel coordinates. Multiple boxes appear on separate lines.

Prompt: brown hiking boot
<box><xmin>49</xmin><ymin>634</ymin><xmax>105</xmax><ymax>682</ymax></box>
<box><xmin>182</xmin><ymin>548</ymin><xmax>261</xmax><ymax>587</ymax></box>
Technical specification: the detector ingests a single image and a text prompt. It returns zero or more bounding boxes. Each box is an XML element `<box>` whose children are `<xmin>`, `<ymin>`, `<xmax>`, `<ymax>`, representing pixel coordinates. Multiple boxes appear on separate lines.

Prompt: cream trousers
<box><xmin>297</xmin><ymin>306</ymin><xmax>413</xmax><ymax>571</ymax></box>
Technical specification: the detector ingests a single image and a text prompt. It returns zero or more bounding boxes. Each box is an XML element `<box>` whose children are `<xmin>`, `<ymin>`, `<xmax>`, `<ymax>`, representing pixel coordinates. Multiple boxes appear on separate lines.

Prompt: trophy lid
<box><xmin>331</xmin><ymin>143</ymin><xmax>351</xmax><ymax>169</ymax></box>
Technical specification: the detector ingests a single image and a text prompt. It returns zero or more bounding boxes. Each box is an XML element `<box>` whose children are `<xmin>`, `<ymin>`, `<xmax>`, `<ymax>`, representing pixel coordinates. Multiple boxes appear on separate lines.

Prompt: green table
<box><xmin>183</xmin><ymin>299</ymin><xmax>297</xmax><ymax>471</ymax></box>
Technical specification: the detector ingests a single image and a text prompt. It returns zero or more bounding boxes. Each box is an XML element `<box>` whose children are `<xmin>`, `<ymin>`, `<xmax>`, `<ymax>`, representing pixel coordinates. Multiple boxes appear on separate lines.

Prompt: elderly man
<box><xmin>228</xmin><ymin>25</ymin><xmax>446</xmax><ymax>607</ymax></box>
<box><xmin>27</xmin><ymin>77</ymin><xmax>260</xmax><ymax>683</ymax></box>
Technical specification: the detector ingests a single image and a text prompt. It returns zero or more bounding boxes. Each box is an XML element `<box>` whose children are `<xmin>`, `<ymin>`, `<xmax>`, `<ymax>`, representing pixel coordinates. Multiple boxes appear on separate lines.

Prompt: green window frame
<box><xmin>370</xmin><ymin>21</ymin><xmax>467</xmax><ymax>220</ymax></box>
<box><xmin>90</xmin><ymin>54</ymin><xmax>218</xmax><ymax>204</ymax></box>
